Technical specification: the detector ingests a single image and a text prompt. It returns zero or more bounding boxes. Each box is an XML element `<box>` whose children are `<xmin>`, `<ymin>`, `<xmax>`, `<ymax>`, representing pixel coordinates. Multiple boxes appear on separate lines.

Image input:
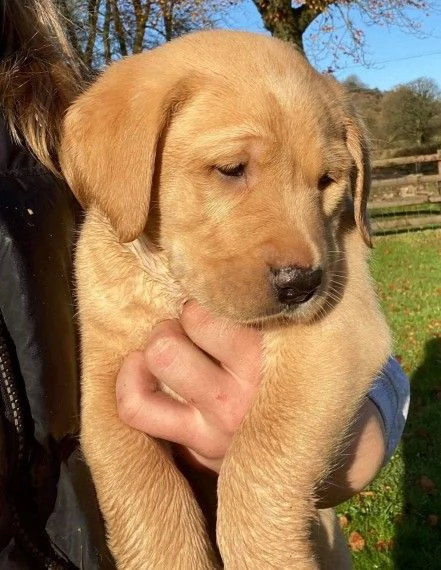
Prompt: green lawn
<box><xmin>336</xmin><ymin>229</ymin><xmax>441</xmax><ymax>569</ymax></box>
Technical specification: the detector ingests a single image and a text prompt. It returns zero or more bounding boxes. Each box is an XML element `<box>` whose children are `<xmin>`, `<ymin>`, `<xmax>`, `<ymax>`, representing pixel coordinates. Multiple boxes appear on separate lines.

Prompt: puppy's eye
<box><xmin>318</xmin><ymin>174</ymin><xmax>335</xmax><ymax>191</ymax></box>
<box><xmin>216</xmin><ymin>163</ymin><xmax>246</xmax><ymax>178</ymax></box>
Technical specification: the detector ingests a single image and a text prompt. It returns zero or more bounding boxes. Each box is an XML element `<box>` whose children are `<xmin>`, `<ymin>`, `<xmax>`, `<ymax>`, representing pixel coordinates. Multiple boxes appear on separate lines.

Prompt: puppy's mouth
<box><xmin>275</xmin><ymin>283</ymin><xmax>321</xmax><ymax>307</ymax></box>
<box><xmin>238</xmin><ymin>283</ymin><xmax>324</xmax><ymax>327</ymax></box>
<box><xmin>268</xmin><ymin>290</ymin><xmax>321</xmax><ymax>321</ymax></box>
<box><xmin>170</xmin><ymin>254</ymin><xmax>342</xmax><ymax>326</ymax></box>
<box><xmin>238</xmin><ymin>262</ymin><xmax>342</xmax><ymax>326</ymax></box>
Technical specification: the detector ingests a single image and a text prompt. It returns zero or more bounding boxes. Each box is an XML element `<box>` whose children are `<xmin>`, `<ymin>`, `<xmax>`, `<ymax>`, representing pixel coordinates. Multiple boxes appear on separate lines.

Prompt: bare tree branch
<box><xmin>103</xmin><ymin>0</ymin><xmax>112</xmax><ymax>63</ymax></box>
<box><xmin>110</xmin><ymin>0</ymin><xmax>129</xmax><ymax>56</ymax></box>
<box><xmin>251</xmin><ymin>0</ymin><xmax>433</xmax><ymax>67</ymax></box>
<box><xmin>84</xmin><ymin>0</ymin><xmax>101</xmax><ymax>67</ymax></box>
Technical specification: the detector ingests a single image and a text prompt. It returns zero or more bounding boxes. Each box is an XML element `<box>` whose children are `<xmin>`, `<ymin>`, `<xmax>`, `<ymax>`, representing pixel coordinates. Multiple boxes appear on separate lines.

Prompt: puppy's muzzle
<box><xmin>270</xmin><ymin>265</ymin><xmax>323</xmax><ymax>306</ymax></box>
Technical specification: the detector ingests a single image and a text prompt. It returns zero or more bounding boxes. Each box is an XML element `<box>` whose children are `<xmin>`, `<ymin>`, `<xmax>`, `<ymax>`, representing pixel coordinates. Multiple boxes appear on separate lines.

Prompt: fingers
<box><xmin>143</xmin><ymin>319</ymin><xmax>229</xmax><ymax>410</ymax></box>
<box><xmin>116</xmin><ymin>350</ymin><xmax>201</xmax><ymax>447</ymax></box>
<box><xmin>180</xmin><ymin>301</ymin><xmax>262</xmax><ymax>380</ymax></box>
<box><xmin>116</xmin><ymin>304</ymin><xmax>263</xmax><ymax>471</ymax></box>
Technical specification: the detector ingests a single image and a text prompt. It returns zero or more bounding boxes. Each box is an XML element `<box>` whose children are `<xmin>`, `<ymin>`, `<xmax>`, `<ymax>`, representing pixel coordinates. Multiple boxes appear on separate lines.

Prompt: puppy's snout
<box><xmin>270</xmin><ymin>265</ymin><xmax>323</xmax><ymax>306</ymax></box>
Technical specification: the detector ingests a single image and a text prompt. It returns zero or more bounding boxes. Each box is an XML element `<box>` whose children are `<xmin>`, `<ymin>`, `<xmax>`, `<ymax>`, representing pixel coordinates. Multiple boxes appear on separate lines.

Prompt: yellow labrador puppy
<box><xmin>60</xmin><ymin>30</ymin><xmax>390</xmax><ymax>569</ymax></box>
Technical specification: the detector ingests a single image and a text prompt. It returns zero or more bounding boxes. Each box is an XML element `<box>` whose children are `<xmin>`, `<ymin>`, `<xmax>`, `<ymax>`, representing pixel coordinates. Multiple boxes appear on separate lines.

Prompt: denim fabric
<box><xmin>369</xmin><ymin>357</ymin><xmax>410</xmax><ymax>465</ymax></box>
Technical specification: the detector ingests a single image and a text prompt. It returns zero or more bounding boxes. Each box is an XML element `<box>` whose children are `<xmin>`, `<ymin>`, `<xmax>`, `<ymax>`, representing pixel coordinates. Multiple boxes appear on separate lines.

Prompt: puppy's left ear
<box><xmin>323</xmin><ymin>74</ymin><xmax>372</xmax><ymax>247</ymax></box>
<box><xmin>345</xmin><ymin>115</ymin><xmax>372</xmax><ymax>248</ymax></box>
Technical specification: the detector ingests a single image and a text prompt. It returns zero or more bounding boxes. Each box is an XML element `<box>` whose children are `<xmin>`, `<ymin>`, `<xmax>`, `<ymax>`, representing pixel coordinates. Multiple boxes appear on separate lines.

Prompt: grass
<box><xmin>336</xmin><ymin>229</ymin><xmax>441</xmax><ymax>569</ymax></box>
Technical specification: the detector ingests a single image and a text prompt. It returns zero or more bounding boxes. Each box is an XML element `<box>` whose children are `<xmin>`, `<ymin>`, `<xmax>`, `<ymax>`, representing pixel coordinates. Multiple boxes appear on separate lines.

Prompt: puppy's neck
<box><xmin>124</xmin><ymin>233</ymin><xmax>188</xmax><ymax>307</ymax></box>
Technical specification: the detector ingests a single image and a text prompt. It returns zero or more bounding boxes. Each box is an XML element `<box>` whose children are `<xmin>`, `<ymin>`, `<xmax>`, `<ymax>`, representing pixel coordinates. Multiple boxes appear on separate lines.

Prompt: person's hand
<box><xmin>116</xmin><ymin>301</ymin><xmax>388</xmax><ymax>506</ymax></box>
<box><xmin>116</xmin><ymin>301</ymin><xmax>262</xmax><ymax>473</ymax></box>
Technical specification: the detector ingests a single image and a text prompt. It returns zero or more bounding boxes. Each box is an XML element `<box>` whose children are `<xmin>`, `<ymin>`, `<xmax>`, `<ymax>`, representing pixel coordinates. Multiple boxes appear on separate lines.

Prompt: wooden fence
<box><xmin>368</xmin><ymin>150</ymin><xmax>441</xmax><ymax>234</ymax></box>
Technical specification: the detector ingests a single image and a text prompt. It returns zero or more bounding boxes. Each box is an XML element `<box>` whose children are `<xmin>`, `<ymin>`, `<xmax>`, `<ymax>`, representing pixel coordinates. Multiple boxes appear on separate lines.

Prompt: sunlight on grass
<box><xmin>337</xmin><ymin>229</ymin><xmax>441</xmax><ymax>570</ymax></box>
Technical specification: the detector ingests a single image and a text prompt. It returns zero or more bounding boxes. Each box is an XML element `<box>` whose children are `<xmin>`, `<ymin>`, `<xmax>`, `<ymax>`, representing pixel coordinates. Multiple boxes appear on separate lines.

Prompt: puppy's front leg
<box><xmin>217</xmin><ymin>308</ymin><xmax>390</xmax><ymax>569</ymax></box>
<box><xmin>81</xmin><ymin>355</ymin><xmax>219</xmax><ymax>570</ymax></box>
<box><xmin>217</xmin><ymin>336</ymin><xmax>321</xmax><ymax>570</ymax></box>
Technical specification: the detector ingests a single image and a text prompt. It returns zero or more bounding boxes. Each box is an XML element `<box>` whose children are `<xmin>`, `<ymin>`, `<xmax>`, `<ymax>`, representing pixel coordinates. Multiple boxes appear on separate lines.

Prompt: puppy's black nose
<box><xmin>270</xmin><ymin>265</ymin><xmax>323</xmax><ymax>306</ymax></box>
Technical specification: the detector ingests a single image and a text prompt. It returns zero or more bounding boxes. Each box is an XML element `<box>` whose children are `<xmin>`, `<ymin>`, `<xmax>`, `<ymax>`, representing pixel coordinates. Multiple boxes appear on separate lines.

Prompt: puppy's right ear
<box><xmin>60</xmin><ymin>54</ymin><xmax>192</xmax><ymax>243</ymax></box>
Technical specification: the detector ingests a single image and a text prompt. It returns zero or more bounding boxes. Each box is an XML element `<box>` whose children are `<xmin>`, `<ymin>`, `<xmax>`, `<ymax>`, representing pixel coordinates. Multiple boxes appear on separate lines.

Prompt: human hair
<box><xmin>0</xmin><ymin>0</ymin><xmax>86</xmax><ymax>174</ymax></box>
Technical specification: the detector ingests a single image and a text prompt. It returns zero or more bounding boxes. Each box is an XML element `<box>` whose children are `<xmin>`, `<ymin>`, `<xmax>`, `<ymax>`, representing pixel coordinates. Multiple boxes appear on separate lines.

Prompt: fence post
<box><xmin>437</xmin><ymin>149</ymin><xmax>441</xmax><ymax>194</ymax></box>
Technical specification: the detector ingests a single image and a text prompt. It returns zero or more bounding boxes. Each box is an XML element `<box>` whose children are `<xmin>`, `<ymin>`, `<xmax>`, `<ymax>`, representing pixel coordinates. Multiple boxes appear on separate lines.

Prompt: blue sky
<box><xmin>220</xmin><ymin>1</ymin><xmax>441</xmax><ymax>92</ymax></box>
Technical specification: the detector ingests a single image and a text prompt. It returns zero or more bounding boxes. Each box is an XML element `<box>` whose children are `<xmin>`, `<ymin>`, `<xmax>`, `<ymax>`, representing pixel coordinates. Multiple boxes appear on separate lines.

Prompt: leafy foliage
<box><xmin>380</xmin><ymin>78</ymin><xmax>441</xmax><ymax>146</ymax></box>
<box><xmin>343</xmin><ymin>76</ymin><xmax>441</xmax><ymax>150</ymax></box>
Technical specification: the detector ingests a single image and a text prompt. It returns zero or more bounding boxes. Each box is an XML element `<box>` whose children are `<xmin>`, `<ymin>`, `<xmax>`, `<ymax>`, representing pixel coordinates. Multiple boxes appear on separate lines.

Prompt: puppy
<box><xmin>60</xmin><ymin>30</ymin><xmax>391</xmax><ymax>569</ymax></box>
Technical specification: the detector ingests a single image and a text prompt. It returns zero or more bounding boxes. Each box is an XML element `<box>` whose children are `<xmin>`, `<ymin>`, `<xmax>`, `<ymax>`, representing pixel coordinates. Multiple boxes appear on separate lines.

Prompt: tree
<box><xmin>251</xmin><ymin>1</ymin><xmax>432</xmax><ymax>68</ymax></box>
<box><xmin>342</xmin><ymin>74</ymin><xmax>369</xmax><ymax>92</ymax></box>
<box><xmin>57</xmin><ymin>0</ymin><xmax>238</xmax><ymax>68</ymax></box>
<box><xmin>343</xmin><ymin>77</ymin><xmax>383</xmax><ymax>146</ymax></box>
<box><xmin>380</xmin><ymin>77</ymin><xmax>441</xmax><ymax>146</ymax></box>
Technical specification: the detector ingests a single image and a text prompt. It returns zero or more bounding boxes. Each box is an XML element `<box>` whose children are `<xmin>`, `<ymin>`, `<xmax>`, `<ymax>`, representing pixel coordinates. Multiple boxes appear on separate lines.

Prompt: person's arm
<box><xmin>317</xmin><ymin>356</ymin><xmax>410</xmax><ymax>508</ymax></box>
<box><xmin>116</xmin><ymin>303</ymin><xmax>408</xmax><ymax>506</ymax></box>
<box><xmin>315</xmin><ymin>397</ymin><xmax>386</xmax><ymax>508</ymax></box>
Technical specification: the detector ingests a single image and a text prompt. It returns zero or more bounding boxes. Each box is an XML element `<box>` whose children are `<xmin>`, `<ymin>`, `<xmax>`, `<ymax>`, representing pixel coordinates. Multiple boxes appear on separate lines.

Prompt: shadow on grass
<box><xmin>394</xmin><ymin>337</ymin><xmax>441</xmax><ymax>569</ymax></box>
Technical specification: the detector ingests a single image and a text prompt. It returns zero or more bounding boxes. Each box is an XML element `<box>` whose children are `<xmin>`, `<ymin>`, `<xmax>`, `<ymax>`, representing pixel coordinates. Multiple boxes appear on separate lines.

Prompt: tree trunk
<box><xmin>85</xmin><ymin>0</ymin><xmax>102</xmax><ymax>68</ymax></box>
<box><xmin>132</xmin><ymin>0</ymin><xmax>152</xmax><ymax>53</ymax></box>
<box><xmin>252</xmin><ymin>0</ymin><xmax>334</xmax><ymax>53</ymax></box>
<box><xmin>103</xmin><ymin>0</ymin><xmax>112</xmax><ymax>64</ymax></box>
<box><xmin>160</xmin><ymin>0</ymin><xmax>174</xmax><ymax>42</ymax></box>
<box><xmin>110</xmin><ymin>0</ymin><xmax>128</xmax><ymax>56</ymax></box>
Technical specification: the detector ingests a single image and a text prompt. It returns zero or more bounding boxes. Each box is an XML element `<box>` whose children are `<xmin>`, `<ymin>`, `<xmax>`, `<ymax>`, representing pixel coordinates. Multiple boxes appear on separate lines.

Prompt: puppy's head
<box><xmin>60</xmin><ymin>31</ymin><xmax>371</xmax><ymax>324</ymax></box>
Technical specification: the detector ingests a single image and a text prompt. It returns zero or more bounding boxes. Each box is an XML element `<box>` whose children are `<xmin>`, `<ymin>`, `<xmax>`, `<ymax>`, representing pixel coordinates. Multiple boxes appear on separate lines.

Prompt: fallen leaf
<box><xmin>420</xmin><ymin>475</ymin><xmax>436</xmax><ymax>493</ymax></box>
<box><xmin>375</xmin><ymin>538</ymin><xmax>394</xmax><ymax>552</ymax></box>
<box><xmin>348</xmin><ymin>531</ymin><xmax>365</xmax><ymax>552</ymax></box>
<box><xmin>360</xmin><ymin>491</ymin><xmax>375</xmax><ymax>497</ymax></box>
<box><xmin>427</xmin><ymin>514</ymin><xmax>439</xmax><ymax>526</ymax></box>
<box><xmin>338</xmin><ymin>515</ymin><xmax>349</xmax><ymax>528</ymax></box>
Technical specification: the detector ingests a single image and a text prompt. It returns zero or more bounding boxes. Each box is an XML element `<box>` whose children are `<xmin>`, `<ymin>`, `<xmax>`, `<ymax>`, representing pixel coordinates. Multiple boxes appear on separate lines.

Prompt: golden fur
<box><xmin>60</xmin><ymin>31</ymin><xmax>391</xmax><ymax>569</ymax></box>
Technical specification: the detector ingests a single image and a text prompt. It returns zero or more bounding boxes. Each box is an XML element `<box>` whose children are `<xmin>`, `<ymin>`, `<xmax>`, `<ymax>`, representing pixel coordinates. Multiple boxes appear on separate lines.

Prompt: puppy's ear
<box><xmin>345</xmin><ymin>115</ymin><xmax>372</xmax><ymax>248</ymax></box>
<box><xmin>60</xmin><ymin>54</ymin><xmax>192</xmax><ymax>243</ymax></box>
<box><xmin>322</xmin><ymin>74</ymin><xmax>372</xmax><ymax>247</ymax></box>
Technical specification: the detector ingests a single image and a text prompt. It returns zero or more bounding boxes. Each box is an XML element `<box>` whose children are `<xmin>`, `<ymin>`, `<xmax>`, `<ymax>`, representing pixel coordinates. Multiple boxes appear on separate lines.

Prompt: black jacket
<box><xmin>0</xmin><ymin>116</ymin><xmax>114</xmax><ymax>569</ymax></box>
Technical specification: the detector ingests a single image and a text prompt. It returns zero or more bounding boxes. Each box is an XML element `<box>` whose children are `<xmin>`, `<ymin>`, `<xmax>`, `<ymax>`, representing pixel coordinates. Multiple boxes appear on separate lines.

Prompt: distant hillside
<box><xmin>341</xmin><ymin>75</ymin><xmax>441</xmax><ymax>157</ymax></box>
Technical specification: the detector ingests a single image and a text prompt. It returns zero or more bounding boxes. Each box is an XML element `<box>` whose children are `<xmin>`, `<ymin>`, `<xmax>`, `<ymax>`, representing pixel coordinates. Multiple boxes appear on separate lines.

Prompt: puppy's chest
<box><xmin>77</xmin><ymin>225</ymin><xmax>185</xmax><ymax>353</ymax></box>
